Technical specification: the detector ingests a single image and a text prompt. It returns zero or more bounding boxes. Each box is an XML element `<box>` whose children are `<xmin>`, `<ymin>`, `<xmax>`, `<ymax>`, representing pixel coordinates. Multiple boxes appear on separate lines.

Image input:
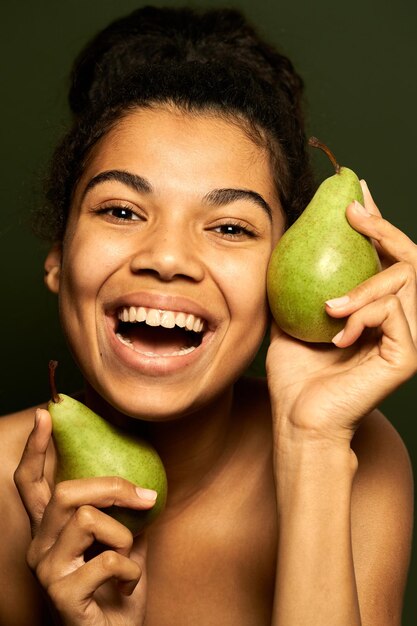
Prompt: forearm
<box><xmin>272</xmin><ymin>426</ymin><xmax>361</xmax><ymax>626</ymax></box>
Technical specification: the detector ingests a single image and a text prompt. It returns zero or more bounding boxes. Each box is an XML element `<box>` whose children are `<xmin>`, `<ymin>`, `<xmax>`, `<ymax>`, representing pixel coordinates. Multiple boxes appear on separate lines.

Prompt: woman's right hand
<box><xmin>13</xmin><ymin>408</ymin><xmax>156</xmax><ymax>626</ymax></box>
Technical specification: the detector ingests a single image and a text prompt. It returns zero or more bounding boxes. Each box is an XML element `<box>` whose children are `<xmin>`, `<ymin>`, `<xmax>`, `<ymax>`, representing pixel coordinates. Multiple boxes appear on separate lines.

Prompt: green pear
<box><xmin>48</xmin><ymin>362</ymin><xmax>167</xmax><ymax>536</ymax></box>
<box><xmin>267</xmin><ymin>137</ymin><xmax>380</xmax><ymax>343</ymax></box>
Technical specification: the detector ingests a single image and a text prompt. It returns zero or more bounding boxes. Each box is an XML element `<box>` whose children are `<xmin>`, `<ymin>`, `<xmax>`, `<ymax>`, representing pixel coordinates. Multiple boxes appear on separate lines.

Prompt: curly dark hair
<box><xmin>34</xmin><ymin>6</ymin><xmax>315</xmax><ymax>242</ymax></box>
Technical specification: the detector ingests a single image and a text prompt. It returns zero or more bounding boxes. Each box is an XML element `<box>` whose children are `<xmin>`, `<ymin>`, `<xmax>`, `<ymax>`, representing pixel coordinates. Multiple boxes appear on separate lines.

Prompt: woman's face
<box><xmin>46</xmin><ymin>107</ymin><xmax>284</xmax><ymax>419</ymax></box>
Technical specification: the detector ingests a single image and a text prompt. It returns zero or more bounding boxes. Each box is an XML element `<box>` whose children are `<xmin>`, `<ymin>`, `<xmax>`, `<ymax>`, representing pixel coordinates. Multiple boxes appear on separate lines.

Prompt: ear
<box><xmin>44</xmin><ymin>243</ymin><xmax>62</xmax><ymax>294</ymax></box>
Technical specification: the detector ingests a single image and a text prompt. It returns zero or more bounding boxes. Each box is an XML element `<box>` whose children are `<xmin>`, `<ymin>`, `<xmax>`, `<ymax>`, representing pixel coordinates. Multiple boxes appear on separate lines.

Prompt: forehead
<box><xmin>78</xmin><ymin>106</ymin><xmax>280</xmax><ymax>206</ymax></box>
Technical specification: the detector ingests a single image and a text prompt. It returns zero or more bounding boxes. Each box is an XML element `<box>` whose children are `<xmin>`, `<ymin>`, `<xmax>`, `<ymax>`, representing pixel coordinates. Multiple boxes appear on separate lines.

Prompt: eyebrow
<box><xmin>203</xmin><ymin>188</ymin><xmax>272</xmax><ymax>221</ymax></box>
<box><xmin>82</xmin><ymin>169</ymin><xmax>272</xmax><ymax>220</ymax></box>
<box><xmin>82</xmin><ymin>170</ymin><xmax>153</xmax><ymax>200</ymax></box>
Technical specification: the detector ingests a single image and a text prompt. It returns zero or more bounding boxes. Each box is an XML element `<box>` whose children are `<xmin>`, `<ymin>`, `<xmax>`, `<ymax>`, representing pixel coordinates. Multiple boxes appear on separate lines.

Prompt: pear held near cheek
<box><xmin>47</xmin><ymin>361</ymin><xmax>168</xmax><ymax>536</ymax></box>
<box><xmin>267</xmin><ymin>137</ymin><xmax>381</xmax><ymax>343</ymax></box>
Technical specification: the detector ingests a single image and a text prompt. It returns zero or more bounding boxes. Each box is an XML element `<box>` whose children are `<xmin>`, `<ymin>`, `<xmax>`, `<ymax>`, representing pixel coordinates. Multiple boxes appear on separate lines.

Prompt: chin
<box><xmin>84</xmin><ymin>373</ymin><xmax>220</xmax><ymax>425</ymax></box>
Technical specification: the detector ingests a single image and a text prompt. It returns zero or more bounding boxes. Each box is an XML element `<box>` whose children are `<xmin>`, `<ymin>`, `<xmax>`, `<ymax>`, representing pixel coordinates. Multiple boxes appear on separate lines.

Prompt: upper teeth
<box><xmin>118</xmin><ymin>306</ymin><xmax>205</xmax><ymax>332</ymax></box>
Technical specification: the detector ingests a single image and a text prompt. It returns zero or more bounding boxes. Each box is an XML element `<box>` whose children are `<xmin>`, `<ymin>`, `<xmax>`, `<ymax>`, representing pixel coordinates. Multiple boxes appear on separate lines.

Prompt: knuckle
<box><xmin>383</xmin><ymin>294</ymin><xmax>401</xmax><ymax>312</ymax></box>
<box><xmin>112</xmin><ymin>475</ymin><xmax>124</xmax><ymax>493</ymax></box>
<box><xmin>111</xmin><ymin>475</ymin><xmax>122</xmax><ymax>493</ymax></box>
<box><xmin>74</xmin><ymin>505</ymin><xmax>97</xmax><ymax>531</ymax></box>
<box><xmin>12</xmin><ymin>465</ymin><xmax>24</xmax><ymax>488</ymax></box>
<box><xmin>129</xmin><ymin>560</ymin><xmax>142</xmax><ymax>582</ymax></box>
<box><xmin>34</xmin><ymin>559</ymin><xmax>51</xmax><ymax>586</ymax></box>
<box><xmin>13</xmin><ymin>463</ymin><xmax>31</xmax><ymax>489</ymax></box>
<box><xmin>110</xmin><ymin>475</ymin><xmax>130</xmax><ymax>504</ymax></box>
<box><xmin>397</xmin><ymin>260</ymin><xmax>416</xmax><ymax>282</ymax></box>
<box><xmin>52</xmin><ymin>481</ymin><xmax>73</xmax><ymax>508</ymax></box>
<box><xmin>100</xmin><ymin>550</ymin><xmax>120</xmax><ymax>573</ymax></box>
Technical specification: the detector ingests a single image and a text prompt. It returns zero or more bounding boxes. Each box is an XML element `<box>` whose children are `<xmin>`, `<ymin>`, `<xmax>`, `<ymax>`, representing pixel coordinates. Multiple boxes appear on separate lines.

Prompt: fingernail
<box><xmin>136</xmin><ymin>487</ymin><xmax>157</xmax><ymax>501</ymax></box>
<box><xmin>332</xmin><ymin>329</ymin><xmax>344</xmax><ymax>345</ymax></box>
<box><xmin>326</xmin><ymin>295</ymin><xmax>350</xmax><ymax>308</ymax></box>
<box><xmin>352</xmin><ymin>200</ymin><xmax>371</xmax><ymax>216</ymax></box>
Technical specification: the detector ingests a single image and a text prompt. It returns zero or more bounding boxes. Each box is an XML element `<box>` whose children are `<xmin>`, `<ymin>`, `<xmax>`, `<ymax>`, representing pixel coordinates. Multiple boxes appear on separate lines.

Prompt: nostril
<box><xmin>129</xmin><ymin>247</ymin><xmax>205</xmax><ymax>283</ymax></box>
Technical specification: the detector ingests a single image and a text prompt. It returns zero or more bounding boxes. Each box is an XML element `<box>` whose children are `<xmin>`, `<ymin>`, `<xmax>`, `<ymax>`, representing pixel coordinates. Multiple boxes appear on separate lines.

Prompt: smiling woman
<box><xmin>45</xmin><ymin>105</ymin><xmax>283</xmax><ymax>420</ymax></box>
<box><xmin>0</xmin><ymin>5</ymin><xmax>416</xmax><ymax>626</ymax></box>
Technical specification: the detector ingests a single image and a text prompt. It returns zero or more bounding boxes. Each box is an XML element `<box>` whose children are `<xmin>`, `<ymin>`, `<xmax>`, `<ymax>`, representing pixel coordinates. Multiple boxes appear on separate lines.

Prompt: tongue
<box><xmin>122</xmin><ymin>324</ymin><xmax>195</xmax><ymax>355</ymax></box>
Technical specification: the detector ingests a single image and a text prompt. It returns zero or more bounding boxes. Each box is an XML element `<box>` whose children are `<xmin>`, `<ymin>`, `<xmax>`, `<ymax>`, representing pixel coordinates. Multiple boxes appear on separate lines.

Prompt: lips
<box><xmin>113</xmin><ymin>305</ymin><xmax>208</xmax><ymax>358</ymax></box>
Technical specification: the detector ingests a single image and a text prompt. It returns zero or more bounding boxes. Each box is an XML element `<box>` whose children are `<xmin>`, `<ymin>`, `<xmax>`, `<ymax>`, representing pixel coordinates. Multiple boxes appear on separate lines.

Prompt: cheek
<box><xmin>60</xmin><ymin>231</ymin><xmax>124</xmax><ymax>301</ymax></box>
<box><xmin>213</xmin><ymin>249</ymin><xmax>270</xmax><ymax>321</ymax></box>
<box><xmin>212</xmin><ymin>251</ymin><xmax>270</xmax><ymax>374</ymax></box>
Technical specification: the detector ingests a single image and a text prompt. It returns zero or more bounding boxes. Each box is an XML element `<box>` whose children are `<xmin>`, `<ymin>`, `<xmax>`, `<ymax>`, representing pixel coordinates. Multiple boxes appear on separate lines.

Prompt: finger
<box><xmin>326</xmin><ymin>261</ymin><xmax>417</xmax><ymax>343</ymax></box>
<box><xmin>33</xmin><ymin>505</ymin><xmax>134</xmax><ymax>586</ymax></box>
<box><xmin>360</xmin><ymin>179</ymin><xmax>382</xmax><ymax>216</ymax></box>
<box><xmin>86</xmin><ymin>550</ymin><xmax>142</xmax><ymax>596</ymax></box>
<box><xmin>346</xmin><ymin>201</ymin><xmax>417</xmax><ymax>267</ymax></box>
<box><xmin>359</xmin><ymin>180</ymin><xmax>386</xmax><ymax>262</ymax></box>
<box><xmin>13</xmin><ymin>408</ymin><xmax>52</xmax><ymax>535</ymax></box>
<box><xmin>49</xmin><ymin>550</ymin><xmax>142</xmax><ymax>605</ymax></box>
<box><xmin>332</xmin><ymin>295</ymin><xmax>417</xmax><ymax>376</ymax></box>
<box><xmin>39</xmin><ymin>476</ymin><xmax>156</xmax><ymax>544</ymax></box>
<box><xmin>62</xmin><ymin>505</ymin><xmax>134</xmax><ymax>558</ymax></box>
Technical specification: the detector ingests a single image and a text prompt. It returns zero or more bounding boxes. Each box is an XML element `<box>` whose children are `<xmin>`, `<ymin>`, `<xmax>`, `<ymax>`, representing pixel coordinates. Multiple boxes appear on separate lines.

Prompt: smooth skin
<box><xmin>0</xmin><ymin>106</ymin><xmax>416</xmax><ymax>625</ymax></box>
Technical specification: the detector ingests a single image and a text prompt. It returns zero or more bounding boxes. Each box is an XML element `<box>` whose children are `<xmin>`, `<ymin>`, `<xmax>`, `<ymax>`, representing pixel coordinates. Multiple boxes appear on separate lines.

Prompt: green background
<box><xmin>1</xmin><ymin>0</ymin><xmax>416</xmax><ymax>621</ymax></box>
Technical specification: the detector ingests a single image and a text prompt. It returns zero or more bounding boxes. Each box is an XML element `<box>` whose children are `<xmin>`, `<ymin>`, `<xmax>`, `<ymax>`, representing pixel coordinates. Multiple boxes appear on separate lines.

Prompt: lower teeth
<box><xmin>116</xmin><ymin>333</ymin><xmax>196</xmax><ymax>357</ymax></box>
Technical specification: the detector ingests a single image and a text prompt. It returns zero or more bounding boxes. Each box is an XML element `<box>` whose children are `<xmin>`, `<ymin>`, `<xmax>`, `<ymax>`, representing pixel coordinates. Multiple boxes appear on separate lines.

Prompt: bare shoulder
<box><xmin>351</xmin><ymin>408</ymin><xmax>413</xmax><ymax>507</ymax></box>
<box><xmin>350</xmin><ymin>409</ymin><xmax>414</xmax><ymax>624</ymax></box>
<box><xmin>0</xmin><ymin>405</ymin><xmax>41</xmax><ymax>541</ymax></box>
<box><xmin>0</xmin><ymin>405</ymin><xmax>36</xmax><ymax>538</ymax></box>
<box><xmin>0</xmin><ymin>405</ymin><xmax>44</xmax><ymax>472</ymax></box>
<box><xmin>0</xmin><ymin>405</ymin><xmax>51</xmax><ymax>626</ymax></box>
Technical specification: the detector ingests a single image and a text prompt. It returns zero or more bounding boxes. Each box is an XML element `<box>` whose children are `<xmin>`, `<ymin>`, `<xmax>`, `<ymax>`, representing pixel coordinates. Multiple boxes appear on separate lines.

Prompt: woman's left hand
<box><xmin>266</xmin><ymin>180</ymin><xmax>417</xmax><ymax>446</ymax></box>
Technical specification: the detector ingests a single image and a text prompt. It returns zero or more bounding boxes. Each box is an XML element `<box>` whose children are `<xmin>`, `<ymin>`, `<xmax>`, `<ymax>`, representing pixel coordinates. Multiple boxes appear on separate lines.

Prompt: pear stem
<box><xmin>308</xmin><ymin>137</ymin><xmax>341</xmax><ymax>174</ymax></box>
<box><xmin>49</xmin><ymin>360</ymin><xmax>61</xmax><ymax>403</ymax></box>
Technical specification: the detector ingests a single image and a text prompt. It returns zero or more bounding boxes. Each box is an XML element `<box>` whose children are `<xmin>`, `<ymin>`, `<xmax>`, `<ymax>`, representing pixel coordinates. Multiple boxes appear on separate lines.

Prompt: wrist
<box><xmin>274</xmin><ymin>436</ymin><xmax>357</xmax><ymax>521</ymax></box>
<box><xmin>273</xmin><ymin>404</ymin><xmax>357</xmax><ymax>457</ymax></box>
<box><xmin>274</xmin><ymin>436</ymin><xmax>358</xmax><ymax>474</ymax></box>
<box><xmin>273</xmin><ymin>419</ymin><xmax>358</xmax><ymax>482</ymax></box>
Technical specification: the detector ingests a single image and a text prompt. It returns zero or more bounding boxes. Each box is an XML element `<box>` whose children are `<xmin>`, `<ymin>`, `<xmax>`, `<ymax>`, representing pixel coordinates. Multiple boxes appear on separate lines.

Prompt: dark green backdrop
<box><xmin>1</xmin><ymin>0</ymin><xmax>416</xmax><ymax>621</ymax></box>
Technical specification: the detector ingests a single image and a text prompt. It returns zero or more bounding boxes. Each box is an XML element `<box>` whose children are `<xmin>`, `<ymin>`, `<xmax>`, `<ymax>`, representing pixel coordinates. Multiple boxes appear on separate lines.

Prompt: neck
<box><xmin>82</xmin><ymin>383</ymin><xmax>238</xmax><ymax>508</ymax></box>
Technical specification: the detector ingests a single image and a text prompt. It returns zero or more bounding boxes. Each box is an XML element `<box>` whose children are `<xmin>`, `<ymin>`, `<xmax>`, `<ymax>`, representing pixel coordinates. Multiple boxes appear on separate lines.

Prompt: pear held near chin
<box><xmin>48</xmin><ymin>361</ymin><xmax>168</xmax><ymax>535</ymax></box>
<box><xmin>267</xmin><ymin>137</ymin><xmax>380</xmax><ymax>343</ymax></box>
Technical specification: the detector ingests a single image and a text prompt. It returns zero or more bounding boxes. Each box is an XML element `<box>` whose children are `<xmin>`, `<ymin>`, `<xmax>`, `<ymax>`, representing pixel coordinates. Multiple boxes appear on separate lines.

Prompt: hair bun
<box><xmin>68</xmin><ymin>6</ymin><xmax>303</xmax><ymax>119</ymax></box>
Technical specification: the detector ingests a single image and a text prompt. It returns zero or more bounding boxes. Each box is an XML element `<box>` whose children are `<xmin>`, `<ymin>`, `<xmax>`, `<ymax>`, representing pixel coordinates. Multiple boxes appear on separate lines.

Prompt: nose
<box><xmin>129</xmin><ymin>222</ymin><xmax>205</xmax><ymax>283</ymax></box>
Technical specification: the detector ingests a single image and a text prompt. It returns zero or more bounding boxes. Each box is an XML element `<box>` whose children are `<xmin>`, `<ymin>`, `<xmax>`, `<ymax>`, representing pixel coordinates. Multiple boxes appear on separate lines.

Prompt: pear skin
<box><xmin>48</xmin><ymin>392</ymin><xmax>168</xmax><ymax>535</ymax></box>
<box><xmin>267</xmin><ymin>140</ymin><xmax>380</xmax><ymax>343</ymax></box>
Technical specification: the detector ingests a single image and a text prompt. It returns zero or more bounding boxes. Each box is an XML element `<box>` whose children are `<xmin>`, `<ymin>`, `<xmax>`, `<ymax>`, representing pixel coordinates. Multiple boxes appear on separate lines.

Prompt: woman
<box><xmin>0</xmin><ymin>6</ymin><xmax>415</xmax><ymax>625</ymax></box>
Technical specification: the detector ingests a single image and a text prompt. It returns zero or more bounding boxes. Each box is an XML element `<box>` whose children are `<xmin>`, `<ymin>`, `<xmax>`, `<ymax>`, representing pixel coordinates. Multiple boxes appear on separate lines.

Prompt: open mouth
<box><xmin>115</xmin><ymin>306</ymin><xmax>206</xmax><ymax>357</ymax></box>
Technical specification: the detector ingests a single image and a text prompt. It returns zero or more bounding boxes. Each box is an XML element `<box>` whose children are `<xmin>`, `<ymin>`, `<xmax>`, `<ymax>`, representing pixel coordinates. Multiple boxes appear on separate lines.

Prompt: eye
<box><xmin>95</xmin><ymin>205</ymin><xmax>143</xmax><ymax>222</ymax></box>
<box><xmin>211</xmin><ymin>221</ymin><xmax>257</xmax><ymax>239</ymax></box>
